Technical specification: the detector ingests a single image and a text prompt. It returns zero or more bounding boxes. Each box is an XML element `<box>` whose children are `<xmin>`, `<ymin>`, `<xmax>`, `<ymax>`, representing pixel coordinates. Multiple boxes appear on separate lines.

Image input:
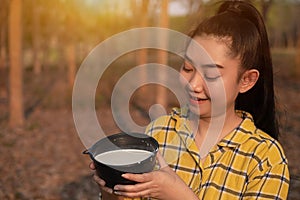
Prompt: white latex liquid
<box><xmin>95</xmin><ymin>149</ymin><xmax>153</xmax><ymax>166</ymax></box>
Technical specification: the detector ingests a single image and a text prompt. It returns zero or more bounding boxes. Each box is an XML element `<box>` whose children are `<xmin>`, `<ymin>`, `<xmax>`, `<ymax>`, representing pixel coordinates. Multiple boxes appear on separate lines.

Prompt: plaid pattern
<box><xmin>145</xmin><ymin>107</ymin><xmax>290</xmax><ymax>199</ymax></box>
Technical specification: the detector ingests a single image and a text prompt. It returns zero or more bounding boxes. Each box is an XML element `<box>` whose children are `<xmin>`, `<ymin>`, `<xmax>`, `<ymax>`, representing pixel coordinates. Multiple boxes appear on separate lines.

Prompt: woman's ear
<box><xmin>239</xmin><ymin>69</ymin><xmax>259</xmax><ymax>93</ymax></box>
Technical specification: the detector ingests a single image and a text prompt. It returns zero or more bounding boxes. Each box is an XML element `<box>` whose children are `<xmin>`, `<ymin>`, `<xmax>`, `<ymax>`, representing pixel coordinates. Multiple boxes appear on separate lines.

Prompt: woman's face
<box><xmin>180</xmin><ymin>35</ymin><xmax>243</xmax><ymax>118</ymax></box>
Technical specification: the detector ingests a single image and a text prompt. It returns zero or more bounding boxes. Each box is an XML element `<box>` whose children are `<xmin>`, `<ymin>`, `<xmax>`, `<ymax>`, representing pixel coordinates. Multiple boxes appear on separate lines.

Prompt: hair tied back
<box><xmin>226</xmin><ymin>6</ymin><xmax>243</xmax><ymax>16</ymax></box>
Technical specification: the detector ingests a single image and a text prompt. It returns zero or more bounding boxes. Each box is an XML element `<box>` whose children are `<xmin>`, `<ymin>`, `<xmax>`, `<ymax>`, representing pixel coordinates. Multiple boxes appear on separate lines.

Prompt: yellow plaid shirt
<box><xmin>145</xmin><ymin>107</ymin><xmax>289</xmax><ymax>199</ymax></box>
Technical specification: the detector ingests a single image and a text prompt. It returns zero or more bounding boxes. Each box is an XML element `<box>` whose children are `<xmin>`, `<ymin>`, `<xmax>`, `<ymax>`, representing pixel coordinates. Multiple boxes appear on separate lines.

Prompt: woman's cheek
<box><xmin>207</xmin><ymin>80</ymin><xmax>227</xmax><ymax>115</ymax></box>
<box><xmin>179</xmin><ymin>73</ymin><xmax>190</xmax><ymax>88</ymax></box>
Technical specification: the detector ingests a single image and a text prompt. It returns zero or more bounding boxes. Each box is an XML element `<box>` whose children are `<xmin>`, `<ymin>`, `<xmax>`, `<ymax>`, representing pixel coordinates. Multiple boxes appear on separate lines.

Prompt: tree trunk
<box><xmin>0</xmin><ymin>26</ymin><xmax>8</xmax><ymax>100</ymax></box>
<box><xmin>260</xmin><ymin>0</ymin><xmax>273</xmax><ymax>22</ymax></box>
<box><xmin>156</xmin><ymin>0</ymin><xmax>169</xmax><ymax>110</ymax></box>
<box><xmin>66</xmin><ymin>43</ymin><xmax>76</xmax><ymax>87</ymax></box>
<box><xmin>9</xmin><ymin>0</ymin><xmax>24</xmax><ymax>127</ymax></box>
<box><xmin>33</xmin><ymin>5</ymin><xmax>42</xmax><ymax>75</ymax></box>
<box><xmin>0</xmin><ymin>26</ymin><xmax>7</xmax><ymax>69</ymax></box>
<box><xmin>296</xmin><ymin>34</ymin><xmax>300</xmax><ymax>77</ymax></box>
<box><xmin>135</xmin><ymin>0</ymin><xmax>149</xmax><ymax>103</ymax></box>
<box><xmin>137</xmin><ymin>0</ymin><xmax>149</xmax><ymax>66</ymax></box>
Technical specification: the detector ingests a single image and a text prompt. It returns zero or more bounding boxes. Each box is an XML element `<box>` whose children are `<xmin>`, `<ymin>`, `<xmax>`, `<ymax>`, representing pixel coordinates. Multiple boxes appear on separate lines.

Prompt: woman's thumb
<box><xmin>156</xmin><ymin>152</ymin><xmax>168</xmax><ymax>168</ymax></box>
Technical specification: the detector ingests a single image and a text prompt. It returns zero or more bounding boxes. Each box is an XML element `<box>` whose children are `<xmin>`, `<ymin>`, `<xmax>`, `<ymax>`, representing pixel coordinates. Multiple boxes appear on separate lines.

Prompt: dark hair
<box><xmin>189</xmin><ymin>1</ymin><xmax>279</xmax><ymax>139</ymax></box>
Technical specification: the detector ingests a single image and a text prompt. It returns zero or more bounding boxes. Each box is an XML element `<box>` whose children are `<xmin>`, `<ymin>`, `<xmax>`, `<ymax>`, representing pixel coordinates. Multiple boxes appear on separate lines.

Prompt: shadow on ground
<box><xmin>61</xmin><ymin>175</ymin><xmax>100</xmax><ymax>200</ymax></box>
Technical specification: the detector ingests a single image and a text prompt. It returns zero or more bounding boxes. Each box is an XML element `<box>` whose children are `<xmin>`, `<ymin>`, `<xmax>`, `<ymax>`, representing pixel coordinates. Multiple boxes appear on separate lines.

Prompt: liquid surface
<box><xmin>95</xmin><ymin>149</ymin><xmax>153</xmax><ymax>166</ymax></box>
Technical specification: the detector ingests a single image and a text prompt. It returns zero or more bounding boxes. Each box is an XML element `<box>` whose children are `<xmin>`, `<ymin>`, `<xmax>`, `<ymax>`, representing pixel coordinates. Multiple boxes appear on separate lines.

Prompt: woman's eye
<box><xmin>181</xmin><ymin>63</ymin><xmax>193</xmax><ymax>72</ymax></box>
<box><xmin>203</xmin><ymin>70</ymin><xmax>221</xmax><ymax>81</ymax></box>
<box><xmin>183</xmin><ymin>67</ymin><xmax>193</xmax><ymax>72</ymax></box>
<box><xmin>204</xmin><ymin>75</ymin><xmax>220</xmax><ymax>81</ymax></box>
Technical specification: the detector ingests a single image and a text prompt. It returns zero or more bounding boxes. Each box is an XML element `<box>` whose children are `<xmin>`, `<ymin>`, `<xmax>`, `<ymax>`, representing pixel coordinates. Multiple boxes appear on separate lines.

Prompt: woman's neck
<box><xmin>192</xmin><ymin>110</ymin><xmax>243</xmax><ymax>153</ymax></box>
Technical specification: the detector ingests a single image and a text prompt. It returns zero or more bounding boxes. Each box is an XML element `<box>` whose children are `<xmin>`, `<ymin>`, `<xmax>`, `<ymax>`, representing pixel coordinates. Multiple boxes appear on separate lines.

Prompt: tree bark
<box><xmin>0</xmin><ymin>26</ymin><xmax>8</xmax><ymax>100</ymax></box>
<box><xmin>9</xmin><ymin>0</ymin><xmax>24</xmax><ymax>127</ymax></box>
<box><xmin>296</xmin><ymin>33</ymin><xmax>300</xmax><ymax>77</ymax></box>
<box><xmin>156</xmin><ymin>0</ymin><xmax>169</xmax><ymax>109</ymax></box>
<box><xmin>66</xmin><ymin>44</ymin><xmax>76</xmax><ymax>87</ymax></box>
<box><xmin>135</xmin><ymin>0</ymin><xmax>149</xmax><ymax>102</ymax></box>
<box><xmin>33</xmin><ymin>5</ymin><xmax>42</xmax><ymax>75</ymax></box>
<box><xmin>64</xmin><ymin>0</ymin><xmax>76</xmax><ymax>87</ymax></box>
<box><xmin>0</xmin><ymin>26</ymin><xmax>7</xmax><ymax>69</ymax></box>
<box><xmin>137</xmin><ymin>0</ymin><xmax>149</xmax><ymax>66</ymax></box>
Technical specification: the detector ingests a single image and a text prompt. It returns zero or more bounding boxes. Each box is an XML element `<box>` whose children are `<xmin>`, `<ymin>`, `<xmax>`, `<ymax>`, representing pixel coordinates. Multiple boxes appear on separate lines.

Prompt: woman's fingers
<box><xmin>89</xmin><ymin>162</ymin><xmax>95</xmax><ymax>170</ymax></box>
<box><xmin>113</xmin><ymin>172</ymin><xmax>160</xmax><ymax>198</ymax></box>
<box><xmin>121</xmin><ymin>172</ymin><xmax>152</xmax><ymax>183</ymax></box>
<box><xmin>114</xmin><ymin>182</ymin><xmax>157</xmax><ymax>198</ymax></box>
<box><xmin>102</xmin><ymin>187</ymin><xmax>113</xmax><ymax>194</ymax></box>
<box><xmin>114</xmin><ymin>188</ymin><xmax>153</xmax><ymax>198</ymax></box>
<box><xmin>114</xmin><ymin>173</ymin><xmax>156</xmax><ymax>192</ymax></box>
<box><xmin>93</xmin><ymin>174</ymin><xmax>113</xmax><ymax>194</ymax></box>
<box><xmin>114</xmin><ymin>181</ymin><xmax>151</xmax><ymax>192</ymax></box>
<box><xmin>156</xmin><ymin>152</ymin><xmax>168</xmax><ymax>168</ymax></box>
<box><xmin>93</xmin><ymin>174</ymin><xmax>106</xmax><ymax>186</ymax></box>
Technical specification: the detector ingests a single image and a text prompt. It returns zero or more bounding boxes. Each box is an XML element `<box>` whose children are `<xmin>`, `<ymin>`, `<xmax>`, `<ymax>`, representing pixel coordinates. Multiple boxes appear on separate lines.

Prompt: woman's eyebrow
<box><xmin>183</xmin><ymin>54</ymin><xmax>197</xmax><ymax>66</ymax></box>
<box><xmin>184</xmin><ymin>54</ymin><xmax>224</xmax><ymax>69</ymax></box>
<box><xmin>202</xmin><ymin>64</ymin><xmax>224</xmax><ymax>69</ymax></box>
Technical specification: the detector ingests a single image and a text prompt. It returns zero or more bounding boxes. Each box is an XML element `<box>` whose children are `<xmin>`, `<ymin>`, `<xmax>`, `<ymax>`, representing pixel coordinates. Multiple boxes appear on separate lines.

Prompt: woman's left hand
<box><xmin>112</xmin><ymin>153</ymin><xmax>198</xmax><ymax>200</ymax></box>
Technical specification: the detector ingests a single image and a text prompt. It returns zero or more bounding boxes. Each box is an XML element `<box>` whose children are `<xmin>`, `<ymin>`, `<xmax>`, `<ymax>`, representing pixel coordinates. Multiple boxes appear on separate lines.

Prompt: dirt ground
<box><xmin>0</xmin><ymin>66</ymin><xmax>300</xmax><ymax>200</ymax></box>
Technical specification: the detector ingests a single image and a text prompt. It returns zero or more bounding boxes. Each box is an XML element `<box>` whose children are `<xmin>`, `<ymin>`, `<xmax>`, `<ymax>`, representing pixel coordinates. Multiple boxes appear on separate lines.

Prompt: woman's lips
<box><xmin>189</xmin><ymin>95</ymin><xmax>209</xmax><ymax>105</ymax></box>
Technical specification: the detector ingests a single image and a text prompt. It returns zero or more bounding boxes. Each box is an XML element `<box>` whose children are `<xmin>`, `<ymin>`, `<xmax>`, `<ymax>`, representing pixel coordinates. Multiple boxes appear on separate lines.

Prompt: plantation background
<box><xmin>1</xmin><ymin>0</ymin><xmax>300</xmax><ymax>199</ymax></box>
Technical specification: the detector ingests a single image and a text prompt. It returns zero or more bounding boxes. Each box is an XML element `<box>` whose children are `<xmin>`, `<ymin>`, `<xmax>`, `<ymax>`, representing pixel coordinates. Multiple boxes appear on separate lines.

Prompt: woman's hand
<box><xmin>112</xmin><ymin>153</ymin><xmax>199</xmax><ymax>200</ymax></box>
<box><xmin>89</xmin><ymin>162</ymin><xmax>123</xmax><ymax>200</ymax></box>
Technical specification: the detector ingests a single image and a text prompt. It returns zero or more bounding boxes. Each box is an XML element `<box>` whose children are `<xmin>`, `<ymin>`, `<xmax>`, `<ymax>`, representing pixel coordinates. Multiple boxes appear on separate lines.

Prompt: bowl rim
<box><xmin>84</xmin><ymin>132</ymin><xmax>159</xmax><ymax>168</ymax></box>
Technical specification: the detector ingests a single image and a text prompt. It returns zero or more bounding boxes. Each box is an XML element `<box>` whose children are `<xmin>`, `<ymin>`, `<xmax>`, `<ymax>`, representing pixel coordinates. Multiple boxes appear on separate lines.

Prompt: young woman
<box><xmin>90</xmin><ymin>1</ymin><xmax>289</xmax><ymax>199</ymax></box>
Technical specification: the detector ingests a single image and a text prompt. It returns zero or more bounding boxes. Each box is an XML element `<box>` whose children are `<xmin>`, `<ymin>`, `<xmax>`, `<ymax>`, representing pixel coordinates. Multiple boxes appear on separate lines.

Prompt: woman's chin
<box><xmin>188</xmin><ymin>104</ymin><xmax>211</xmax><ymax>118</ymax></box>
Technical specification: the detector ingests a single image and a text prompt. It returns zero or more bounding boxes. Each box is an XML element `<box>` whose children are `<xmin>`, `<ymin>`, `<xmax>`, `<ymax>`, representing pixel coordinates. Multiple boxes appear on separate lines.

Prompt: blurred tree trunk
<box><xmin>137</xmin><ymin>0</ymin><xmax>149</xmax><ymax>66</ymax></box>
<box><xmin>296</xmin><ymin>34</ymin><xmax>300</xmax><ymax>77</ymax></box>
<box><xmin>0</xmin><ymin>25</ymin><xmax>8</xmax><ymax>100</ymax></box>
<box><xmin>0</xmin><ymin>0</ymin><xmax>8</xmax><ymax>69</ymax></box>
<box><xmin>9</xmin><ymin>0</ymin><xmax>24</xmax><ymax>127</ymax></box>
<box><xmin>0</xmin><ymin>24</ymin><xmax>8</xmax><ymax>99</ymax></box>
<box><xmin>0</xmin><ymin>1</ymin><xmax>8</xmax><ymax>101</ymax></box>
<box><xmin>65</xmin><ymin>0</ymin><xmax>76</xmax><ymax>87</ymax></box>
<box><xmin>260</xmin><ymin>0</ymin><xmax>273</xmax><ymax>22</ymax></box>
<box><xmin>0</xmin><ymin>26</ymin><xmax>7</xmax><ymax>69</ymax></box>
<box><xmin>133</xmin><ymin>0</ymin><xmax>149</xmax><ymax>102</ymax></box>
<box><xmin>156</xmin><ymin>0</ymin><xmax>169</xmax><ymax>109</ymax></box>
<box><xmin>33</xmin><ymin>5</ymin><xmax>42</xmax><ymax>75</ymax></box>
<box><xmin>66</xmin><ymin>44</ymin><xmax>76</xmax><ymax>87</ymax></box>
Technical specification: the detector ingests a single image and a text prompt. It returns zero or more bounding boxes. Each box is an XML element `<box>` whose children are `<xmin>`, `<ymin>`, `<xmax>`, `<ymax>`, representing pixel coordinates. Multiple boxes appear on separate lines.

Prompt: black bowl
<box><xmin>83</xmin><ymin>132</ymin><xmax>159</xmax><ymax>188</ymax></box>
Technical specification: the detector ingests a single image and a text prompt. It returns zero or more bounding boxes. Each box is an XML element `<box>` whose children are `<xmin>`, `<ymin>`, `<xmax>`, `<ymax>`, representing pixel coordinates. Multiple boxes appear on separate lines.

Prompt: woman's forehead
<box><xmin>185</xmin><ymin>38</ymin><xmax>215</xmax><ymax>67</ymax></box>
<box><xmin>185</xmin><ymin>35</ymin><xmax>240</xmax><ymax>68</ymax></box>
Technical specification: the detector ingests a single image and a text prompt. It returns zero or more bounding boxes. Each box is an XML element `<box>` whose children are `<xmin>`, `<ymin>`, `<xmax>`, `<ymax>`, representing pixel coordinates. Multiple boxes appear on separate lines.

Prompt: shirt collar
<box><xmin>170</xmin><ymin>106</ymin><xmax>193</xmax><ymax>136</ymax></box>
<box><xmin>170</xmin><ymin>107</ymin><xmax>202</xmax><ymax>162</ymax></box>
<box><xmin>170</xmin><ymin>107</ymin><xmax>199</xmax><ymax>150</ymax></box>
<box><xmin>171</xmin><ymin>108</ymin><xmax>257</xmax><ymax>149</ymax></box>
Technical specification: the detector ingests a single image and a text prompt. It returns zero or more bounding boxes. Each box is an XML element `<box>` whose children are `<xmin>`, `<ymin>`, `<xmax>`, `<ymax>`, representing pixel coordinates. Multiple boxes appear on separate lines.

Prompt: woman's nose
<box><xmin>189</xmin><ymin>72</ymin><xmax>205</xmax><ymax>93</ymax></box>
